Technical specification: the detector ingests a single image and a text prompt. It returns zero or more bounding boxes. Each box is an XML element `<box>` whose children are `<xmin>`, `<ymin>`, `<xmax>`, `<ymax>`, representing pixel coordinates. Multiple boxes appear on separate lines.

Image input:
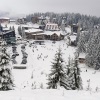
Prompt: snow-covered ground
<box><xmin>0</xmin><ymin>23</ymin><xmax>100</xmax><ymax>100</ymax></box>
<box><xmin>8</xmin><ymin>40</ymin><xmax>76</xmax><ymax>90</ymax></box>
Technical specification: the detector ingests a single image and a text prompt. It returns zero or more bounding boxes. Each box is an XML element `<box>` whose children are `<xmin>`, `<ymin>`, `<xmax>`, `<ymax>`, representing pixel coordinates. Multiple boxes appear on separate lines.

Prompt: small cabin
<box><xmin>78</xmin><ymin>53</ymin><xmax>86</xmax><ymax>63</ymax></box>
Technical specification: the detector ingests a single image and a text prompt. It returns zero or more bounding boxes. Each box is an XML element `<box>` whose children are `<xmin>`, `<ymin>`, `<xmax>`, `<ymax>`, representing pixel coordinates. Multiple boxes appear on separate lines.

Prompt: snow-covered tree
<box><xmin>77</xmin><ymin>30</ymin><xmax>92</xmax><ymax>53</ymax></box>
<box><xmin>18</xmin><ymin>26</ymin><xmax>22</xmax><ymax>36</ymax></box>
<box><xmin>72</xmin><ymin>55</ymin><xmax>83</xmax><ymax>90</ymax></box>
<box><xmin>47</xmin><ymin>48</ymin><xmax>65</xmax><ymax>89</ymax></box>
<box><xmin>9</xmin><ymin>26</ymin><xmax>12</xmax><ymax>30</ymax></box>
<box><xmin>0</xmin><ymin>48</ymin><xmax>14</xmax><ymax>90</ymax></box>
<box><xmin>21</xmin><ymin>46</ymin><xmax>28</xmax><ymax>64</ymax></box>
<box><xmin>77</xmin><ymin>33</ymin><xmax>86</xmax><ymax>53</ymax></box>
<box><xmin>61</xmin><ymin>55</ymin><xmax>83</xmax><ymax>90</ymax></box>
<box><xmin>12</xmin><ymin>26</ymin><xmax>15</xmax><ymax>30</ymax></box>
<box><xmin>86</xmin><ymin>27</ymin><xmax>100</xmax><ymax>70</ymax></box>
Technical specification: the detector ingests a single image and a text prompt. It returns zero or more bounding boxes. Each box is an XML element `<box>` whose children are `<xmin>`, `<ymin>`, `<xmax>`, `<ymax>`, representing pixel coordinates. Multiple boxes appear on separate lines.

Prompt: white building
<box><xmin>0</xmin><ymin>17</ymin><xmax>10</xmax><ymax>23</ymax></box>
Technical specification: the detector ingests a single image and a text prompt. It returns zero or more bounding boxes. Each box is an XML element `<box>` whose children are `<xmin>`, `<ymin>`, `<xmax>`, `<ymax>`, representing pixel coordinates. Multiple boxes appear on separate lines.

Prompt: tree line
<box><xmin>78</xmin><ymin>24</ymin><xmax>100</xmax><ymax>70</ymax></box>
<box><xmin>26</xmin><ymin>12</ymin><xmax>100</xmax><ymax>30</ymax></box>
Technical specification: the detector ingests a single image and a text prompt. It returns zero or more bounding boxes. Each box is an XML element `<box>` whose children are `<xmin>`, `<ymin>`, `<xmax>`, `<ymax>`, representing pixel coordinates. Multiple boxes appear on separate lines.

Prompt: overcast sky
<box><xmin>0</xmin><ymin>0</ymin><xmax>100</xmax><ymax>17</ymax></box>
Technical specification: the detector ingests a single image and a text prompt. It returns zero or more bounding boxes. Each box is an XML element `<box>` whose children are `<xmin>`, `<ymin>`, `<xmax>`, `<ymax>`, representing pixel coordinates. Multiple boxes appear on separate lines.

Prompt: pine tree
<box><xmin>9</xmin><ymin>26</ymin><xmax>12</xmax><ymax>30</ymax></box>
<box><xmin>86</xmin><ymin>27</ymin><xmax>100</xmax><ymax>69</ymax></box>
<box><xmin>0</xmin><ymin>48</ymin><xmax>14</xmax><ymax>90</ymax></box>
<box><xmin>47</xmin><ymin>48</ymin><xmax>65</xmax><ymax>89</ymax></box>
<box><xmin>18</xmin><ymin>26</ymin><xmax>22</xmax><ymax>36</ymax></box>
<box><xmin>61</xmin><ymin>55</ymin><xmax>83</xmax><ymax>90</ymax></box>
<box><xmin>12</xmin><ymin>26</ymin><xmax>15</xmax><ymax>30</ymax></box>
<box><xmin>72</xmin><ymin>55</ymin><xmax>83</xmax><ymax>90</ymax></box>
<box><xmin>60</xmin><ymin>56</ymin><xmax>73</xmax><ymax>90</ymax></box>
<box><xmin>77</xmin><ymin>30</ymin><xmax>91</xmax><ymax>53</ymax></box>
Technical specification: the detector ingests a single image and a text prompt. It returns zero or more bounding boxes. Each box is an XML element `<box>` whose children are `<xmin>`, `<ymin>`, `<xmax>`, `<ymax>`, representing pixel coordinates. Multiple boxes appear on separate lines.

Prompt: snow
<box><xmin>69</xmin><ymin>35</ymin><xmax>77</xmax><ymax>41</ymax></box>
<box><xmin>32</xmin><ymin>24</ymin><xmax>40</xmax><ymax>29</ymax></box>
<box><xmin>10</xmin><ymin>19</ymin><xmax>16</xmax><ymax>22</ymax></box>
<box><xmin>25</xmin><ymin>28</ymin><xmax>43</xmax><ymax>33</ymax></box>
<box><xmin>0</xmin><ymin>17</ymin><xmax>10</xmax><ymax>20</ymax></box>
<box><xmin>73</xmin><ymin>32</ymin><xmax>77</xmax><ymax>35</ymax></box>
<box><xmin>0</xmin><ymin>22</ymin><xmax>100</xmax><ymax>100</ymax></box>
<box><xmin>20</xmin><ymin>24</ymin><xmax>34</xmax><ymax>28</ymax></box>
<box><xmin>44</xmin><ymin>31</ymin><xmax>64</xmax><ymax>36</ymax></box>
<box><xmin>7</xmin><ymin>40</ymin><xmax>76</xmax><ymax>90</ymax></box>
<box><xmin>65</xmin><ymin>27</ymin><xmax>71</xmax><ymax>33</ymax></box>
<box><xmin>46</xmin><ymin>22</ymin><xmax>58</xmax><ymax>26</ymax></box>
<box><xmin>3</xmin><ymin>27</ymin><xmax>9</xmax><ymax>31</ymax></box>
<box><xmin>0</xmin><ymin>89</ymin><xmax>100</xmax><ymax>100</ymax></box>
<box><xmin>79</xmin><ymin>53</ymin><xmax>86</xmax><ymax>58</ymax></box>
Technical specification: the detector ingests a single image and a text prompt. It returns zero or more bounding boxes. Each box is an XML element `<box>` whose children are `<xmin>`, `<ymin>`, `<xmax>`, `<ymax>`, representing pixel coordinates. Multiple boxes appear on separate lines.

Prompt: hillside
<box><xmin>0</xmin><ymin>23</ymin><xmax>100</xmax><ymax>100</ymax></box>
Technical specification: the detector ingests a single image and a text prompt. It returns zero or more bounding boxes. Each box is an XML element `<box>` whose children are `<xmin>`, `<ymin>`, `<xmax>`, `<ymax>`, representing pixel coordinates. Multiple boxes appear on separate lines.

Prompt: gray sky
<box><xmin>0</xmin><ymin>0</ymin><xmax>100</xmax><ymax>17</ymax></box>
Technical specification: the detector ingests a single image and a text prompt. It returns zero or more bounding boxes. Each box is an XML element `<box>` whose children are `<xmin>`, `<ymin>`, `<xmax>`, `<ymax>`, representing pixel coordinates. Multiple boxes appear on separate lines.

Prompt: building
<box><xmin>0</xmin><ymin>17</ymin><xmax>10</xmax><ymax>23</ymax></box>
<box><xmin>25</xmin><ymin>28</ymin><xmax>44</xmax><ymax>39</ymax></box>
<box><xmin>25</xmin><ymin>29</ymin><xmax>64</xmax><ymax>41</ymax></box>
<box><xmin>10</xmin><ymin>19</ymin><xmax>16</xmax><ymax>24</ymax></box>
<box><xmin>78</xmin><ymin>53</ymin><xmax>86</xmax><ymax>63</ymax></box>
<box><xmin>0</xmin><ymin>30</ymin><xmax>16</xmax><ymax>44</ymax></box>
<box><xmin>47</xmin><ymin>31</ymin><xmax>64</xmax><ymax>41</ymax></box>
<box><xmin>0</xmin><ymin>25</ymin><xmax>16</xmax><ymax>44</ymax></box>
<box><xmin>45</xmin><ymin>23</ymin><xmax>59</xmax><ymax>31</ymax></box>
<box><xmin>17</xmin><ymin>18</ymin><xmax>27</xmax><ymax>24</ymax></box>
<box><xmin>71</xmin><ymin>24</ymin><xmax>80</xmax><ymax>33</ymax></box>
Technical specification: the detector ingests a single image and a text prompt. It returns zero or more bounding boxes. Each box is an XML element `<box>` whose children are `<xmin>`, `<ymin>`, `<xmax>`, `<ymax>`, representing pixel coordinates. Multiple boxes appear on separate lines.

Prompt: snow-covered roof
<box><xmin>10</xmin><ymin>20</ymin><xmax>16</xmax><ymax>22</ymax></box>
<box><xmin>32</xmin><ymin>24</ymin><xmax>40</xmax><ymax>29</ymax></box>
<box><xmin>44</xmin><ymin>31</ymin><xmax>64</xmax><ymax>36</ymax></box>
<box><xmin>46</xmin><ymin>22</ymin><xmax>58</xmax><ymax>26</ymax></box>
<box><xmin>45</xmin><ymin>16</ymin><xmax>50</xmax><ymax>20</ymax></box>
<box><xmin>78</xmin><ymin>53</ymin><xmax>86</xmax><ymax>58</ymax></box>
<box><xmin>0</xmin><ymin>17</ymin><xmax>10</xmax><ymax>20</ymax></box>
<box><xmin>21</xmin><ymin>25</ymin><xmax>34</xmax><ymax>28</ymax></box>
<box><xmin>25</xmin><ymin>29</ymin><xmax>43</xmax><ymax>33</ymax></box>
<box><xmin>65</xmin><ymin>27</ymin><xmax>71</xmax><ymax>33</ymax></box>
<box><xmin>31</xmin><ymin>32</ymin><xmax>48</xmax><ymax>36</ymax></box>
<box><xmin>73</xmin><ymin>32</ymin><xmax>77</xmax><ymax>35</ymax></box>
<box><xmin>0</xmin><ymin>30</ymin><xmax>14</xmax><ymax>35</ymax></box>
<box><xmin>30</xmin><ymin>31</ymin><xmax>64</xmax><ymax>36</ymax></box>
<box><xmin>21</xmin><ymin>23</ymin><xmax>40</xmax><ymax>29</ymax></box>
<box><xmin>3</xmin><ymin>27</ymin><xmax>9</xmax><ymax>31</ymax></box>
<box><xmin>13</xmin><ymin>64</ymin><xmax>27</xmax><ymax>67</ymax></box>
<box><xmin>27</xmin><ymin>22</ymin><xmax>40</xmax><ymax>28</ymax></box>
<box><xmin>38</xmin><ymin>16</ymin><xmax>46</xmax><ymax>20</ymax></box>
<box><xmin>69</xmin><ymin>35</ymin><xmax>77</xmax><ymax>41</ymax></box>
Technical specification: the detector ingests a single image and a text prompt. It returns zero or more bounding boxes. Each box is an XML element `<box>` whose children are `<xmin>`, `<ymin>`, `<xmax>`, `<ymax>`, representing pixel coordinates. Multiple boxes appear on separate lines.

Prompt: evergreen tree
<box><xmin>9</xmin><ymin>26</ymin><xmax>12</xmax><ymax>30</ymax></box>
<box><xmin>77</xmin><ymin>30</ymin><xmax>91</xmax><ymax>53</ymax></box>
<box><xmin>86</xmin><ymin>27</ymin><xmax>100</xmax><ymax>70</ymax></box>
<box><xmin>12</xmin><ymin>26</ymin><xmax>15</xmax><ymax>30</ymax></box>
<box><xmin>0</xmin><ymin>48</ymin><xmax>14</xmax><ymax>90</ymax></box>
<box><xmin>72</xmin><ymin>55</ymin><xmax>83</xmax><ymax>90</ymax></box>
<box><xmin>61</xmin><ymin>55</ymin><xmax>83</xmax><ymax>90</ymax></box>
<box><xmin>77</xmin><ymin>33</ymin><xmax>86</xmax><ymax>53</ymax></box>
<box><xmin>18</xmin><ymin>26</ymin><xmax>22</xmax><ymax>36</ymax></box>
<box><xmin>47</xmin><ymin>48</ymin><xmax>65</xmax><ymax>89</ymax></box>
